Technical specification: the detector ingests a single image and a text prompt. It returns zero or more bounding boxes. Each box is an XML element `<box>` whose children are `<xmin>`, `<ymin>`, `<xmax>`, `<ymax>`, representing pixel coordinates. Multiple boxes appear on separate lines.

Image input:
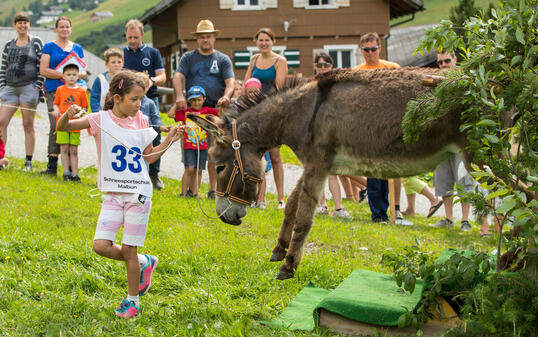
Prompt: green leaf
<box><xmin>515</xmin><ymin>28</ymin><xmax>525</xmax><ymax>44</ymax></box>
<box><xmin>484</xmin><ymin>134</ymin><xmax>500</xmax><ymax>144</ymax></box>
<box><xmin>527</xmin><ymin>175</ymin><xmax>538</xmax><ymax>183</ymax></box>
<box><xmin>477</xmin><ymin>119</ymin><xmax>497</xmax><ymax>127</ymax></box>
<box><xmin>487</xmin><ymin>188</ymin><xmax>510</xmax><ymax>200</ymax></box>
<box><xmin>496</xmin><ymin>197</ymin><xmax>518</xmax><ymax>213</ymax></box>
<box><xmin>511</xmin><ymin>55</ymin><xmax>522</xmax><ymax>66</ymax></box>
<box><xmin>398</xmin><ymin>313</ymin><xmax>407</xmax><ymax>328</ymax></box>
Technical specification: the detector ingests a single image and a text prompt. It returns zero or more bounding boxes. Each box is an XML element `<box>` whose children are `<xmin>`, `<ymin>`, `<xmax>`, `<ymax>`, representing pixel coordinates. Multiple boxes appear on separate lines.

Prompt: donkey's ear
<box><xmin>187</xmin><ymin>114</ymin><xmax>226</xmax><ymax>143</ymax></box>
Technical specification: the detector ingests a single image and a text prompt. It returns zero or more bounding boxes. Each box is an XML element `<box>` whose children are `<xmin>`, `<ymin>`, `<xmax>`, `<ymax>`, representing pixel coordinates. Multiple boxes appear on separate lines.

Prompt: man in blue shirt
<box><xmin>123</xmin><ymin>19</ymin><xmax>166</xmax><ymax>190</ymax></box>
<box><xmin>172</xmin><ymin>19</ymin><xmax>235</xmax><ymax>199</ymax></box>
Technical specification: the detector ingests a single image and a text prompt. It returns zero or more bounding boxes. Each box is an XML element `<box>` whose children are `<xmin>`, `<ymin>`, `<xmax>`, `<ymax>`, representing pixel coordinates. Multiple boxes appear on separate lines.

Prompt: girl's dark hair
<box><xmin>103</xmin><ymin>70</ymin><xmax>146</xmax><ymax>110</ymax></box>
<box><xmin>55</xmin><ymin>16</ymin><xmax>72</xmax><ymax>28</ymax></box>
<box><xmin>254</xmin><ymin>27</ymin><xmax>275</xmax><ymax>42</ymax></box>
<box><xmin>14</xmin><ymin>12</ymin><xmax>30</xmax><ymax>24</ymax></box>
<box><xmin>314</xmin><ymin>52</ymin><xmax>333</xmax><ymax>65</ymax></box>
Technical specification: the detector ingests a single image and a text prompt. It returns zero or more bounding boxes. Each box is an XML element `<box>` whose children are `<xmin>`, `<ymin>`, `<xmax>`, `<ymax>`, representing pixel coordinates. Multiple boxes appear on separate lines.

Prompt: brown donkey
<box><xmin>190</xmin><ymin>67</ymin><xmax>470</xmax><ymax>280</ymax></box>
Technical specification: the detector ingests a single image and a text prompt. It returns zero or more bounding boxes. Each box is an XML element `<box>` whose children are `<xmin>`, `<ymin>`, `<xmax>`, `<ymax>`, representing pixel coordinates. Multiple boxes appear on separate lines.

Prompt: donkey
<box><xmin>190</xmin><ymin>67</ymin><xmax>470</xmax><ymax>280</ymax></box>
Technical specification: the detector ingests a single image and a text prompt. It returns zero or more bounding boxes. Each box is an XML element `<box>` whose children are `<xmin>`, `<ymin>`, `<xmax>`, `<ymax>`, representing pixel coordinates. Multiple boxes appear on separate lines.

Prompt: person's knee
<box><xmin>120</xmin><ymin>244</ymin><xmax>137</xmax><ymax>259</ymax></box>
<box><xmin>93</xmin><ymin>240</ymin><xmax>109</xmax><ymax>255</ymax></box>
<box><xmin>69</xmin><ymin>146</ymin><xmax>78</xmax><ymax>155</ymax></box>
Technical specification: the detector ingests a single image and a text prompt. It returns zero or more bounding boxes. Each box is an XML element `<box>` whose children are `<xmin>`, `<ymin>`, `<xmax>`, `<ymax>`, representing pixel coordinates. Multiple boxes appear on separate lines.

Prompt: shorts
<box><xmin>56</xmin><ymin>131</ymin><xmax>81</xmax><ymax>145</ymax></box>
<box><xmin>433</xmin><ymin>154</ymin><xmax>475</xmax><ymax>197</ymax></box>
<box><xmin>183</xmin><ymin>148</ymin><xmax>207</xmax><ymax>170</ymax></box>
<box><xmin>46</xmin><ymin>90</ymin><xmax>56</xmax><ymax>112</ymax></box>
<box><xmin>0</xmin><ymin>83</ymin><xmax>39</xmax><ymax>106</ymax></box>
<box><xmin>402</xmin><ymin>176</ymin><xmax>427</xmax><ymax>195</ymax></box>
<box><xmin>94</xmin><ymin>193</ymin><xmax>152</xmax><ymax>247</ymax></box>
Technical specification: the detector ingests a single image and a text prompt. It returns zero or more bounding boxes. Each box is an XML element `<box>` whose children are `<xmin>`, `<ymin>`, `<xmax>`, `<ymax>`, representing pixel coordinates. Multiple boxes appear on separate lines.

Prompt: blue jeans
<box><xmin>367</xmin><ymin>178</ymin><xmax>389</xmax><ymax>221</ymax></box>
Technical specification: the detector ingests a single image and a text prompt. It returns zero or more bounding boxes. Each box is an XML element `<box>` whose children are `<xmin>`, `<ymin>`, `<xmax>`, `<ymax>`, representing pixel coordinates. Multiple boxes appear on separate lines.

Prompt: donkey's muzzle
<box><xmin>220</xmin><ymin>215</ymin><xmax>242</xmax><ymax>226</ymax></box>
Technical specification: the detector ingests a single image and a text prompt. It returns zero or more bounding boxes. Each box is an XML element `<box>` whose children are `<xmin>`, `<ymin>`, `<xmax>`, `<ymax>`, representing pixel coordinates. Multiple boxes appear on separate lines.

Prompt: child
<box><xmin>136</xmin><ymin>72</ymin><xmax>170</xmax><ymax>190</ymax></box>
<box><xmin>0</xmin><ymin>129</ymin><xmax>8</xmax><ymax>169</ymax></box>
<box><xmin>56</xmin><ymin>70</ymin><xmax>181</xmax><ymax>319</ymax></box>
<box><xmin>168</xmin><ymin>86</ymin><xmax>218</xmax><ymax>197</ymax></box>
<box><xmin>53</xmin><ymin>63</ymin><xmax>89</xmax><ymax>182</ymax></box>
<box><xmin>90</xmin><ymin>48</ymin><xmax>124</xmax><ymax>113</ymax></box>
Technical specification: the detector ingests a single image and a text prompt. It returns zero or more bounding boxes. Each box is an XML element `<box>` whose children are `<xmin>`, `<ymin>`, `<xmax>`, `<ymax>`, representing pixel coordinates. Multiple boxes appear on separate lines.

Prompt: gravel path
<box><xmin>4</xmin><ymin>104</ymin><xmax>463</xmax><ymax>220</ymax></box>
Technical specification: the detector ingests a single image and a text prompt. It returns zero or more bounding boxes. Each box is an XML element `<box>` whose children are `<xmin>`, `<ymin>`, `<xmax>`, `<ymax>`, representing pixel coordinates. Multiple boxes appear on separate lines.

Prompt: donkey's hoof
<box><xmin>276</xmin><ymin>268</ymin><xmax>295</xmax><ymax>280</ymax></box>
<box><xmin>270</xmin><ymin>250</ymin><xmax>286</xmax><ymax>262</ymax></box>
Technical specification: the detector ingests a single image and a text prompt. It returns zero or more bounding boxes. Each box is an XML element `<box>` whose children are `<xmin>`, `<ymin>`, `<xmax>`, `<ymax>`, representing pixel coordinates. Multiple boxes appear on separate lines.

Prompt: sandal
<box><xmin>427</xmin><ymin>200</ymin><xmax>444</xmax><ymax>218</ymax></box>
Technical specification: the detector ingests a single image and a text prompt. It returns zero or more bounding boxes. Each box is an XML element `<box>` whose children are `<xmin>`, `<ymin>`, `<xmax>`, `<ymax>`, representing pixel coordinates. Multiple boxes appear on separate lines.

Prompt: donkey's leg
<box><xmin>277</xmin><ymin>169</ymin><xmax>325</xmax><ymax>280</ymax></box>
<box><xmin>270</xmin><ymin>176</ymin><xmax>303</xmax><ymax>262</ymax></box>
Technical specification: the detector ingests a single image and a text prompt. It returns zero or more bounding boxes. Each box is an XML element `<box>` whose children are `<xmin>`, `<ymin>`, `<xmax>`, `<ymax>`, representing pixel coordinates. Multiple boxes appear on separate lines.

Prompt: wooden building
<box><xmin>140</xmin><ymin>0</ymin><xmax>423</xmax><ymax>88</ymax></box>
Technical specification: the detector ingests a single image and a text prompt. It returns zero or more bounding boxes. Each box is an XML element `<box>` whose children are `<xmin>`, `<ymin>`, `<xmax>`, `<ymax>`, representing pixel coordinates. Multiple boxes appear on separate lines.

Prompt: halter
<box><xmin>215</xmin><ymin>121</ymin><xmax>263</xmax><ymax>205</ymax></box>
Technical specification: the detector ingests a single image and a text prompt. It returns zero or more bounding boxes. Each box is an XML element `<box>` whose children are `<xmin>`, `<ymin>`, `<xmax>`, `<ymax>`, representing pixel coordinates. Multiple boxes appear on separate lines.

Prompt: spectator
<box><xmin>53</xmin><ymin>64</ymin><xmax>88</xmax><ymax>182</ymax></box>
<box><xmin>352</xmin><ymin>32</ymin><xmax>410</xmax><ymax>224</ymax></box>
<box><xmin>401</xmin><ymin>177</ymin><xmax>443</xmax><ymax>217</ymax></box>
<box><xmin>123</xmin><ymin>19</ymin><xmax>167</xmax><ymax>190</ymax></box>
<box><xmin>0</xmin><ymin>129</ymin><xmax>8</xmax><ymax>169</ymax></box>
<box><xmin>0</xmin><ymin>12</ymin><xmax>44</xmax><ymax>171</ymax></box>
<box><xmin>243</xmin><ymin>27</ymin><xmax>287</xmax><ymax>209</ymax></box>
<box><xmin>90</xmin><ymin>48</ymin><xmax>124</xmax><ymax>113</ymax></box>
<box><xmin>169</xmin><ymin>86</ymin><xmax>219</xmax><ymax>197</ymax></box>
<box><xmin>429</xmin><ymin>50</ymin><xmax>475</xmax><ymax>231</ymax></box>
<box><xmin>40</xmin><ymin>16</ymin><xmax>87</xmax><ymax>176</ymax></box>
<box><xmin>312</xmin><ymin>52</ymin><xmax>350</xmax><ymax>218</ymax></box>
<box><xmin>172</xmin><ymin>19</ymin><xmax>234</xmax><ymax>199</ymax></box>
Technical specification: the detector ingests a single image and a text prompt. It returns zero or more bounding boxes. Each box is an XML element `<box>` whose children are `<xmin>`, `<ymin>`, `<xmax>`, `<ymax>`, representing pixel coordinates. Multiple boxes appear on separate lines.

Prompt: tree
<box><xmin>405</xmin><ymin>0</ymin><xmax>537</xmax><ymax>272</ymax></box>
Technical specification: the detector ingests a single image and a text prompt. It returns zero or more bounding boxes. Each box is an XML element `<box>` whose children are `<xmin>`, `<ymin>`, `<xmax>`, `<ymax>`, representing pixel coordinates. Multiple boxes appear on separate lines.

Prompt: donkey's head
<box><xmin>188</xmin><ymin>113</ymin><xmax>264</xmax><ymax>226</ymax></box>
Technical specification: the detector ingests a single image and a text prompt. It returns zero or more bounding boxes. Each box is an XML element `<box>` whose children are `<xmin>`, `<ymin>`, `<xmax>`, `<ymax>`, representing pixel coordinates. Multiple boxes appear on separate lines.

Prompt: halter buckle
<box><xmin>232</xmin><ymin>139</ymin><xmax>241</xmax><ymax>150</ymax></box>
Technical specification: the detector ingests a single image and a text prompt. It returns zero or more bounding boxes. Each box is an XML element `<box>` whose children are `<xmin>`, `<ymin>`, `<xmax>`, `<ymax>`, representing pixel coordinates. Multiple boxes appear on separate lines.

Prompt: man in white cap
<box><xmin>172</xmin><ymin>19</ymin><xmax>235</xmax><ymax>199</ymax></box>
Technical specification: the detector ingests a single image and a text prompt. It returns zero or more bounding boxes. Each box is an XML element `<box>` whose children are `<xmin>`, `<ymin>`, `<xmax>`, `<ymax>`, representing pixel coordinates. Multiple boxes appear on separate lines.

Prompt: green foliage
<box><xmin>406</xmin><ymin>0</ymin><xmax>538</xmax><ymax>268</ymax></box>
<box><xmin>0</xmin><ymin>158</ymin><xmax>496</xmax><ymax>335</ymax></box>
<box><xmin>75</xmin><ymin>23</ymin><xmax>126</xmax><ymax>57</ymax></box>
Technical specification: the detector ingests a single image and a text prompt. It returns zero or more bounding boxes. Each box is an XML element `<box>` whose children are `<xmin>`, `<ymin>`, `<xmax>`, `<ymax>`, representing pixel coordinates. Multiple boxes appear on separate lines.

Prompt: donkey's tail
<box><xmin>308</xmin><ymin>71</ymin><xmax>340</xmax><ymax>143</ymax></box>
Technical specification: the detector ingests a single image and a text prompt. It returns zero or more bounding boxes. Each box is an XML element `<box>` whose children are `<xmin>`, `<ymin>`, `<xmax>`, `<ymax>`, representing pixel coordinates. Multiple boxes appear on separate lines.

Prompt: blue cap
<box><xmin>187</xmin><ymin>86</ymin><xmax>206</xmax><ymax>101</ymax></box>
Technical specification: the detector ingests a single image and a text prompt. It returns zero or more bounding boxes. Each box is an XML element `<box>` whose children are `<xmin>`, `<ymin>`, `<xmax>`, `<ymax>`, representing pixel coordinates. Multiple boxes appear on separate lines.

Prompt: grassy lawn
<box><xmin>0</xmin><ymin>158</ymin><xmax>496</xmax><ymax>336</ymax></box>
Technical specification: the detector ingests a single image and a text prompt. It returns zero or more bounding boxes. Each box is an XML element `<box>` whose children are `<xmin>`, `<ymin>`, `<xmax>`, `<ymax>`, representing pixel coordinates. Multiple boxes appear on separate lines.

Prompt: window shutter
<box><xmin>284</xmin><ymin>49</ymin><xmax>300</xmax><ymax>67</ymax></box>
<box><xmin>334</xmin><ymin>0</ymin><xmax>350</xmax><ymax>7</ymax></box>
<box><xmin>261</xmin><ymin>0</ymin><xmax>278</xmax><ymax>8</ymax></box>
<box><xmin>219</xmin><ymin>0</ymin><xmax>234</xmax><ymax>10</ymax></box>
<box><xmin>234</xmin><ymin>51</ymin><xmax>251</xmax><ymax>68</ymax></box>
<box><xmin>293</xmin><ymin>0</ymin><xmax>308</xmax><ymax>8</ymax></box>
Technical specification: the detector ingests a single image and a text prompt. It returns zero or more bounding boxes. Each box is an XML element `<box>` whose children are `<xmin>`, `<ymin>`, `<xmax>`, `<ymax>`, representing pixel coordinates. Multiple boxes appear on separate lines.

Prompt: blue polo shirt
<box><xmin>123</xmin><ymin>43</ymin><xmax>164</xmax><ymax>98</ymax></box>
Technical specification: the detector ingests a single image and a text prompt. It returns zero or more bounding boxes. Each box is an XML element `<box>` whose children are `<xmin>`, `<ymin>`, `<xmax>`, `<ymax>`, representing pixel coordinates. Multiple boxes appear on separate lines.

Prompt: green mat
<box><xmin>264</xmin><ymin>269</ymin><xmax>425</xmax><ymax>331</ymax></box>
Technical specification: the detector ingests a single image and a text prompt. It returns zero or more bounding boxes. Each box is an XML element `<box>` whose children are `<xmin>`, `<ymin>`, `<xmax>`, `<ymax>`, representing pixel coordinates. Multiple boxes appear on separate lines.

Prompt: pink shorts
<box><xmin>94</xmin><ymin>192</ymin><xmax>152</xmax><ymax>247</ymax></box>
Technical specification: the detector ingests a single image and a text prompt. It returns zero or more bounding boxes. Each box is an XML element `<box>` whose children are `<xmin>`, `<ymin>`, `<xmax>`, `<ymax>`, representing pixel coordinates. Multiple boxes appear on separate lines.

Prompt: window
<box><xmin>306</xmin><ymin>0</ymin><xmax>336</xmax><ymax>9</ymax></box>
<box><xmin>323</xmin><ymin>44</ymin><xmax>359</xmax><ymax>68</ymax></box>
<box><xmin>247</xmin><ymin>45</ymin><xmax>286</xmax><ymax>56</ymax></box>
<box><xmin>235</xmin><ymin>0</ymin><xmax>261</xmax><ymax>9</ymax></box>
<box><xmin>309</xmin><ymin>0</ymin><xmax>330</xmax><ymax>5</ymax></box>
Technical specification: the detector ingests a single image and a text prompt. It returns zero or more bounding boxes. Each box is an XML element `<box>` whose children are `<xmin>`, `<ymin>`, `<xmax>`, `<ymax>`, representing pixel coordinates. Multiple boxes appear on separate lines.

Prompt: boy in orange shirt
<box><xmin>53</xmin><ymin>64</ymin><xmax>88</xmax><ymax>182</ymax></box>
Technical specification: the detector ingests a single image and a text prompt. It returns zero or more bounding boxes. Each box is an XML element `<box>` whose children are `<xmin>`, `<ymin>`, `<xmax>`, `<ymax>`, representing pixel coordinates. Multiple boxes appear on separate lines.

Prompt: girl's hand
<box><xmin>160</xmin><ymin>125</ymin><xmax>172</xmax><ymax>133</ymax></box>
<box><xmin>165</xmin><ymin>125</ymin><xmax>182</xmax><ymax>143</ymax></box>
<box><xmin>66</xmin><ymin>104</ymin><xmax>82</xmax><ymax>118</ymax></box>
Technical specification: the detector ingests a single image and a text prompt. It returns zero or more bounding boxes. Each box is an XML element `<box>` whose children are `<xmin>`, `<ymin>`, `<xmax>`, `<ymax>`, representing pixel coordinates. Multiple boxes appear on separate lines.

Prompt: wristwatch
<box><xmin>150</xmin><ymin>77</ymin><xmax>156</xmax><ymax>85</ymax></box>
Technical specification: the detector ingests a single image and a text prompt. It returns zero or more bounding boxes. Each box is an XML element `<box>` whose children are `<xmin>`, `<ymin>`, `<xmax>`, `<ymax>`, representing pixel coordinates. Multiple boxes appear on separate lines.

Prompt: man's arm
<box><xmin>172</xmin><ymin>71</ymin><xmax>187</xmax><ymax>110</ymax></box>
<box><xmin>217</xmin><ymin>77</ymin><xmax>235</xmax><ymax>108</ymax></box>
<box><xmin>152</xmin><ymin>69</ymin><xmax>166</xmax><ymax>86</ymax></box>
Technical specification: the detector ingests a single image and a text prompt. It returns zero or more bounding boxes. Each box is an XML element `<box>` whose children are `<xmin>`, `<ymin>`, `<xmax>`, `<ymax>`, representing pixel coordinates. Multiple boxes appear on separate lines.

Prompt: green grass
<box><xmin>0</xmin><ymin>157</ymin><xmax>497</xmax><ymax>336</ymax></box>
<box><xmin>390</xmin><ymin>0</ymin><xmax>495</xmax><ymax>27</ymax></box>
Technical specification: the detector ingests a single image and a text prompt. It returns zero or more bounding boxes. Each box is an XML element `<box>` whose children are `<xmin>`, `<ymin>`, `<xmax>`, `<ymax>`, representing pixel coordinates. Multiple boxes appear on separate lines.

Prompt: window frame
<box><xmin>233</xmin><ymin>0</ymin><xmax>263</xmax><ymax>10</ymax></box>
<box><xmin>323</xmin><ymin>44</ymin><xmax>359</xmax><ymax>68</ymax></box>
<box><xmin>306</xmin><ymin>0</ymin><xmax>337</xmax><ymax>9</ymax></box>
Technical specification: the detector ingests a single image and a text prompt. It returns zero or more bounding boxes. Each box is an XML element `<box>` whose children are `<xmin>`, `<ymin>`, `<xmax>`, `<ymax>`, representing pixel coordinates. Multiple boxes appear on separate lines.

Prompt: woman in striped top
<box><xmin>0</xmin><ymin>12</ymin><xmax>44</xmax><ymax>171</ymax></box>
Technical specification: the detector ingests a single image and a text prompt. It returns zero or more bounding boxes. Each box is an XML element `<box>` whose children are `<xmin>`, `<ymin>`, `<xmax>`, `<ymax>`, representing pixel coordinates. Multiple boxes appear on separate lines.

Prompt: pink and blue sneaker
<box><xmin>114</xmin><ymin>299</ymin><xmax>139</xmax><ymax>319</ymax></box>
<box><xmin>139</xmin><ymin>254</ymin><xmax>158</xmax><ymax>296</ymax></box>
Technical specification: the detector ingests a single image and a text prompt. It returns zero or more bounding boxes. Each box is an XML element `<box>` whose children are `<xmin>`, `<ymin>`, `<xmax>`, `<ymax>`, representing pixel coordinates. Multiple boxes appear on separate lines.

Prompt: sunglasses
<box><xmin>362</xmin><ymin>46</ymin><xmax>379</xmax><ymax>53</ymax></box>
<box><xmin>315</xmin><ymin>62</ymin><xmax>331</xmax><ymax>68</ymax></box>
<box><xmin>437</xmin><ymin>58</ymin><xmax>453</xmax><ymax>65</ymax></box>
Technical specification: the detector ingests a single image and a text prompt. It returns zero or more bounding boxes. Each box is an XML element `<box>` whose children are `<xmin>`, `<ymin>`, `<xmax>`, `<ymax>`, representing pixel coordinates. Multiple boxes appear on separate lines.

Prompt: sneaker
<box><xmin>185</xmin><ymin>189</ymin><xmax>194</xmax><ymax>197</ymax></box>
<box><xmin>333</xmin><ymin>208</ymin><xmax>351</xmax><ymax>218</ymax></box>
<box><xmin>395</xmin><ymin>210</ymin><xmax>414</xmax><ymax>226</ymax></box>
<box><xmin>256</xmin><ymin>202</ymin><xmax>266</xmax><ymax>209</ymax></box>
<box><xmin>62</xmin><ymin>173</ymin><xmax>71</xmax><ymax>181</ymax></box>
<box><xmin>114</xmin><ymin>299</ymin><xmax>139</xmax><ymax>319</ymax></box>
<box><xmin>316</xmin><ymin>205</ymin><xmax>329</xmax><ymax>215</ymax></box>
<box><xmin>70</xmin><ymin>175</ymin><xmax>81</xmax><ymax>183</ymax></box>
<box><xmin>460</xmin><ymin>220</ymin><xmax>472</xmax><ymax>232</ymax></box>
<box><xmin>359</xmin><ymin>189</ymin><xmax>367</xmax><ymax>203</ymax></box>
<box><xmin>207</xmin><ymin>190</ymin><xmax>216</xmax><ymax>199</ymax></box>
<box><xmin>0</xmin><ymin>164</ymin><xmax>5</xmax><ymax>170</ymax></box>
<box><xmin>429</xmin><ymin>218</ymin><xmax>454</xmax><ymax>228</ymax></box>
<box><xmin>372</xmin><ymin>218</ymin><xmax>388</xmax><ymax>224</ymax></box>
<box><xmin>139</xmin><ymin>254</ymin><xmax>158</xmax><ymax>296</ymax></box>
<box><xmin>22</xmin><ymin>160</ymin><xmax>32</xmax><ymax>172</ymax></box>
<box><xmin>277</xmin><ymin>201</ymin><xmax>285</xmax><ymax>210</ymax></box>
<box><xmin>151</xmin><ymin>175</ymin><xmax>164</xmax><ymax>190</ymax></box>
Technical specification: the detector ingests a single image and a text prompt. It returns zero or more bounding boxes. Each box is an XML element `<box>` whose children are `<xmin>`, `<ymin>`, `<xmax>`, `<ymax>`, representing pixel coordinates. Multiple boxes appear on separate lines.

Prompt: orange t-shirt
<box><xmin>353</xmin><ymin>59</ymin><xmax>400</xmax><ymax>70</ymax></box>
<box><xmin>54</xmin><ymin>85</ymin><xmax>89</xmax><ymax>133</ymax></box>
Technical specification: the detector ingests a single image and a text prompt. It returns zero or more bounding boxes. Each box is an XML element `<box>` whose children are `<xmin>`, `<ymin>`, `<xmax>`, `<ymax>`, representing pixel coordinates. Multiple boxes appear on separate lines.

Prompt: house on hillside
<box><xmin>140</xmin><ymin>0</ymin><xmax>424</xmax><ymax>88</ymax></box>
<box><xmin>36</xmin><ymin>6</ymin><xmax>65</xmax><ymax>25</ymax></box>
<box><xmin>91</xmin><ymin>11</ymin><xmax>114</xmax><ymax>22</ymax></box>
<box><xmin>0</xmin><ymin>27</ymin><xmax>106</xmax><ymax>89</ymax></box>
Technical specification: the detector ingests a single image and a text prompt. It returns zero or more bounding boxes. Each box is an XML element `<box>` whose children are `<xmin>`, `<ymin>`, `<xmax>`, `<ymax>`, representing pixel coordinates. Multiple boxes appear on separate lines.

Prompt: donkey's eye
<box><xmin>216</xmin><ymin>165</ymin><xmax>226</xmax><ymax>174</ymax></box>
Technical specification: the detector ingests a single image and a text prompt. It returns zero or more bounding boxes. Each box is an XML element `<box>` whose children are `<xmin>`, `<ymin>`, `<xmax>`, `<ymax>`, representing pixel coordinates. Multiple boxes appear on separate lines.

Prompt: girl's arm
<box><xmin>167</xmin><ymin>103</ymin><xmax>178</xmax><ymax>119</ymax></box>
<box><xmin>39</xmin><ymin>53</ymin><xmax>63</xmax><ymax>79</ymax></box>
<box><xmin>143</xmin><ymin>125</ymin><xmax>181</xmax><ymax>164</ymax></box>
<box><xmin>274</xmin><ymin>56</ymin><xmax>289</xmax><ymax>89</ymax></box>
<box><xmin>242</xmin><ymin>54</ymin><xmax>257</xmax><ymax>90</ymax></box>
<box><xmin>57</xmin><ymin>105</ymin><xmax>90</xmax><ymax>131</ymax></box>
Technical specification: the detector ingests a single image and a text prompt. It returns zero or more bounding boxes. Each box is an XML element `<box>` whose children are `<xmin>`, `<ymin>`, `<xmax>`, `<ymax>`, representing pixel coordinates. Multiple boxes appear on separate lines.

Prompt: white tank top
<box><xmin>97</xmin><ymin>74</ymin><xmax>109</xmax><ymax>110</ymax></box>
<box><xmin>99</xmin><ymin>110</ymin><xmax>157</xmax><ymax>197</ymax></box>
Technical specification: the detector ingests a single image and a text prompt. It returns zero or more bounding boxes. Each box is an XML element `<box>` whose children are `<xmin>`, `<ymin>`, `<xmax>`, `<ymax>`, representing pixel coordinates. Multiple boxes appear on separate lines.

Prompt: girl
<box><xmin>57</xmin><ymin>70</ymin><xmax>181</xmax><ymax>319</ymax></box>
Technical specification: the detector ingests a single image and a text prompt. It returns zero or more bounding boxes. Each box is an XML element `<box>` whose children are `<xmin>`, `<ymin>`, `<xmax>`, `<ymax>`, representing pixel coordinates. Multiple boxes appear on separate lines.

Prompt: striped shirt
<box><xmin>0</xmin><ymin>36</ymin><xmax>44</xmax><ymax>90</ymax></box>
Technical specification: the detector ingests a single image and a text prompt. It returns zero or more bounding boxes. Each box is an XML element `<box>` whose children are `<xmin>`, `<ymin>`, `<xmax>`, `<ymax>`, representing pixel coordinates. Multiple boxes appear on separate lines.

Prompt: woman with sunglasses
<box><xmin>244</xmin><ymin>27</ymin><xmax>288</xmax><ymax>210</ymax></box>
